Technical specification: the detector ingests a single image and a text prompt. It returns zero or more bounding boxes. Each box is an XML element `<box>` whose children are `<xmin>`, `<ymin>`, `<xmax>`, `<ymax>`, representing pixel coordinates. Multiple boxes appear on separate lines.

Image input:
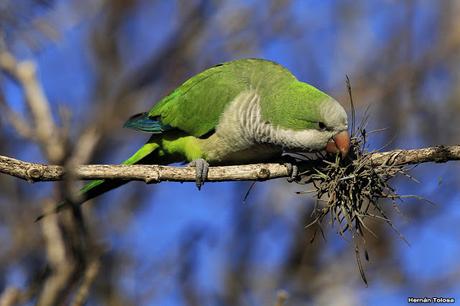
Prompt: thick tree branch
<box><xmin>0</xmin><ymin>145</ymin><xmax>459</xmax><ymax>183</ymax></box>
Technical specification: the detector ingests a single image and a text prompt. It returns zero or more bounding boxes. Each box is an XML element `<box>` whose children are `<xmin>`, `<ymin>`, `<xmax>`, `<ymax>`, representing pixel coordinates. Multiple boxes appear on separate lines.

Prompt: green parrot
<box><xmin>37</xmin><ymin>58</ymin><xmax>349</xmax><ymax>219</ymax></box>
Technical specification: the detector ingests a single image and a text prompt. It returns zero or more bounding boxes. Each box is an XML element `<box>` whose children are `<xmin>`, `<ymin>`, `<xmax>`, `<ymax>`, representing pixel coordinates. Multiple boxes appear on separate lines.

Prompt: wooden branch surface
<box><xmin>1</xmin><ymin>145</ymin><xmax>459</xmax><ymax>183</ymax></box>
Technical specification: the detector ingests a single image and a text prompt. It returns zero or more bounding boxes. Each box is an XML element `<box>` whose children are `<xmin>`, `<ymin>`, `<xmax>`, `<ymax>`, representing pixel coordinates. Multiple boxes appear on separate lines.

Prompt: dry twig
<box><xmin>273</xmin><ymin>290</ymin><xmax>289</xmax><ymax>306</ymax></box>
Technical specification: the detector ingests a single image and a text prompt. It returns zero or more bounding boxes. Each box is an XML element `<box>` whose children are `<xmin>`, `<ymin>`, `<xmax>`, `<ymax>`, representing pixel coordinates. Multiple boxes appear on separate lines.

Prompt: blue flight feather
<box><xmin>123</xmin><ymin>112</ymin><xmax>172</xmax><ymax>133</ymax></box>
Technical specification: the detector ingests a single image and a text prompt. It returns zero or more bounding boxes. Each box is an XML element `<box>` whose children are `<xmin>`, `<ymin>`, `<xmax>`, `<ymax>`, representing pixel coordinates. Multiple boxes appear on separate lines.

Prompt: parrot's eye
<box><xmin>318</xmin><ymin>122</ymin><xmax>327</xmax><ymax>130</ymax></box>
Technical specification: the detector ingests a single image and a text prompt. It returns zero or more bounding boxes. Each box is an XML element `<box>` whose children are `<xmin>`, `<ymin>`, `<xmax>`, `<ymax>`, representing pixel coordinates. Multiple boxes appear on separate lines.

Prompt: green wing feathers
<box><xmin>148</xmin><ymin>63</ymin><xmax>240</xmax><ymax>137</ymax></box>
<box><xmin>147</xmin><ymin>59</ymin><xmax>295</xmax><ymax>137</ymax></box>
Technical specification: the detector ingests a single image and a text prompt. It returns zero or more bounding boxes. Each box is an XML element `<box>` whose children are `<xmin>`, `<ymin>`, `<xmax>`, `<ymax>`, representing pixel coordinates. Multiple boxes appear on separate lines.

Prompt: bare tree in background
<box><xmin>0</xmin><ymin>1</ymin><xmax>459</xmax><ymax>305</ymax></box>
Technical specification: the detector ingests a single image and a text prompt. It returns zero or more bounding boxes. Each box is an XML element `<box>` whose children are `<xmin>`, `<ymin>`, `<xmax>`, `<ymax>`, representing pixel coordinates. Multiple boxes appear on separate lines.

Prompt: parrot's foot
<box><xmin>285</xmin><ymin>163</ymin><xmax>299</xmax><ymax>182</ymax></box>
<box><xmin>188</xmin><ymin>158</ymin><xmax>209</xmax><ymax>190</ymax></box>
<box><xmin>282</xmin><ymin>156</ymin><xmax>300</xmax><ymax>182</ymax></box>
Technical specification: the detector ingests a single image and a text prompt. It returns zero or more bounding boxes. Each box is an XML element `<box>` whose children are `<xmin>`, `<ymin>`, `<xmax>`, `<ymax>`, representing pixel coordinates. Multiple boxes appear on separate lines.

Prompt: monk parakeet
<box><xmin>39</xmin><ymin>58</ymin><xmax>349</xmax><ymax>218</ymax></box>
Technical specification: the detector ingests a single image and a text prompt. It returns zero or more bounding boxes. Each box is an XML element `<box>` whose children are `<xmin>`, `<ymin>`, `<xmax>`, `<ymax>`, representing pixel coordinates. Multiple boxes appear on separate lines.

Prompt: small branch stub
<box><xmin>144</xmin><ymin>171</ymin><xmax>160</xmax><ymax>184</ymax></box>
<box><xmin>27</xmin><ymin>167</ymin><xmax>44</xmax><ymax>180</ymax></box>
<box><xmin>257</xmin><ymin>168</ymin><xmax>271</xmax><ymax>180</ymax></box>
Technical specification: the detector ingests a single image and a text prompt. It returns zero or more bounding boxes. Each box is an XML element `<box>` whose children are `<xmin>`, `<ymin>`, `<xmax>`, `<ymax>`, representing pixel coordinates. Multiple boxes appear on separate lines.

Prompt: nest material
<box><xmin>295</xmin><ymin>125</ymin><xmax>417</xmax><ymax>284</ymax></box>
<box><xmin>288</xmin><ymin>79</ymin><xmax>427</xmax><ymax>284</ymax></box>
<box><xmin>293</xmin><ymin>78</ymin><xmax>426</xmax><ymax>284</ymax></box>
<box><xmin>303</xmin><ymin>128</ymin><xmax>413</xmax><ymax>239</ymax></box>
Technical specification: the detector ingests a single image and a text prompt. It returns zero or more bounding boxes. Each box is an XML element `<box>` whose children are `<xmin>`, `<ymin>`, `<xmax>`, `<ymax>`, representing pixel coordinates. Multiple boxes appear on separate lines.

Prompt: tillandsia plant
<box><xmin>294</xmin><ymin>78</ymin><xmax>425</xmax><ymax>285</ymax></box>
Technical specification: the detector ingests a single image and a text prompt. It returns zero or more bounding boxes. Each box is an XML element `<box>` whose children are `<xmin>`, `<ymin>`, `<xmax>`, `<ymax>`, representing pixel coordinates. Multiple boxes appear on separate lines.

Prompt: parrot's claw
<box><xmin>282</xmin><ymin>156</ymin><xmax>300</xmax><ymax>183</ymax></box>
<box><xmin>188</xmin><ymin>158</ymin><xmax>209</xmax><ymax>190</ymax></box>
<box><xmin>285</xmin><ymin>163</ymin><xmax>299</xmax><ymax>182</ymax></box>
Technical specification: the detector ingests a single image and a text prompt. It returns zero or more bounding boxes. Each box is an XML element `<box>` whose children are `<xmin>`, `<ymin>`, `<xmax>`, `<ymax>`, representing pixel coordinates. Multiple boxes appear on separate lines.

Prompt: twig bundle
<box><xmin>298</xmin><ymin>124</ymin><xmax>416</xmax><ymax>284</ymax></box>
<box><xmin>305</xmin><ymin>128</ymin><xmax>413</xmax><ymax>237</ymax></box>
<box><xmin>297</xmin><ymin>78</ymin><xmax>421</xmax><ymax>284</ymax></box>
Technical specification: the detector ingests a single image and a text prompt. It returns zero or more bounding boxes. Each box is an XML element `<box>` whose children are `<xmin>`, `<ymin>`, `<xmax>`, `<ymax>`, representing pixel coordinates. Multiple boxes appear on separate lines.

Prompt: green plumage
<box><xmin>38</xmin><ymin>58</ymin><xmax>348</xmax><ymax>219</ymax></box>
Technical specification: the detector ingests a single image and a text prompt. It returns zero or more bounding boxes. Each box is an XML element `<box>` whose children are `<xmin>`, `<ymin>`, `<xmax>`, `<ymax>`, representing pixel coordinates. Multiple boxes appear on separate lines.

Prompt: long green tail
<box><xmin>35</xmin><ymin>141</ymin><xmax>159</xmax><ymax>221</ymax></box>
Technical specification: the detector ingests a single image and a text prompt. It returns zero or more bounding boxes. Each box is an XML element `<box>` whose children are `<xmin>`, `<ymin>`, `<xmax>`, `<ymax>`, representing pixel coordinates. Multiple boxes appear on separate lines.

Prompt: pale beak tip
<box><xmin>337</xmin><ymin>130</ymin><xmax>351</xmax><ymax>158</ymax></box>
<box><xmin>326</xmin><ymin>130</ymin><xmax>351</xmax><ymax>158</ymax></box>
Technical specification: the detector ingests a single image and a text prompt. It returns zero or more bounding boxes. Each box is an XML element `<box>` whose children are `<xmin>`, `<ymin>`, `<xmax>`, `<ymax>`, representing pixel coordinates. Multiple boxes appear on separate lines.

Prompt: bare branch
<box><xmin>0</xmin><ymin>288</ymin><xmax>21</xmax><ymax>306</ymax></box>
<box><xmin>0</xmin><ymin>94</ymin><xmax>34</xmax><ymax>138</ymax></box>
<box><xmin>37</xmin><ymin>200</ymin><xmax>76</xmax><ymax>306</ymax></box>
<box><xmin>368</xmin><ymin>145</ymin><xmax>460</xmax><ymax>165</ymax></box>
<box><xmin>273</xmin><ymin>290</ymin><xmax>289</xmax><ymax>306</ymax></box>
<box><xmin>0</xmin><ymin>51</ymin><xmax>64</xmax><ymax>162</ymax></box>
<box><xmin>0</xmin><ymin>155</ymin><xmax>287</xmax><ymax>183</ymax></box>
<box><xmin>1</xmin><ymin>47</ymin><xmax>98</xmax><ymax>306</ymax></box>
<box><xmin>70</xmin><ymin>259</ymin><xmax>100</xmax><ymax>306</ymax></box>
<box><xmin>0</xmin><ymin>145</ymin><xmax>459</xmax><ymax>183</ymax></box>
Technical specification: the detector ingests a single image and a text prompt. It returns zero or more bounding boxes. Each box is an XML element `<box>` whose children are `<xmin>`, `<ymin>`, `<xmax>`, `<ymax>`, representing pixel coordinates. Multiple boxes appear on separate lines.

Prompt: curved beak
<box><xmin>325</xmin><ymin>130</ymin><xmax>350</xmax><ymax>157</ymax></box>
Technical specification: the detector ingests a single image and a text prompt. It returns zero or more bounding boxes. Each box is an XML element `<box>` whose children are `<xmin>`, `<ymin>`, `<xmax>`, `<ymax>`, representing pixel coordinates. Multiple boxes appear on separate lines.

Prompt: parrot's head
<box><xmin>316</xmin><ymin>98</ymin><xmax>350</xmax><ymax>157</ymax></box>
<box><xmin>263</xmin><ymin>83</ymin><xmax>350</xmax><ymax>157</ymax></box>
